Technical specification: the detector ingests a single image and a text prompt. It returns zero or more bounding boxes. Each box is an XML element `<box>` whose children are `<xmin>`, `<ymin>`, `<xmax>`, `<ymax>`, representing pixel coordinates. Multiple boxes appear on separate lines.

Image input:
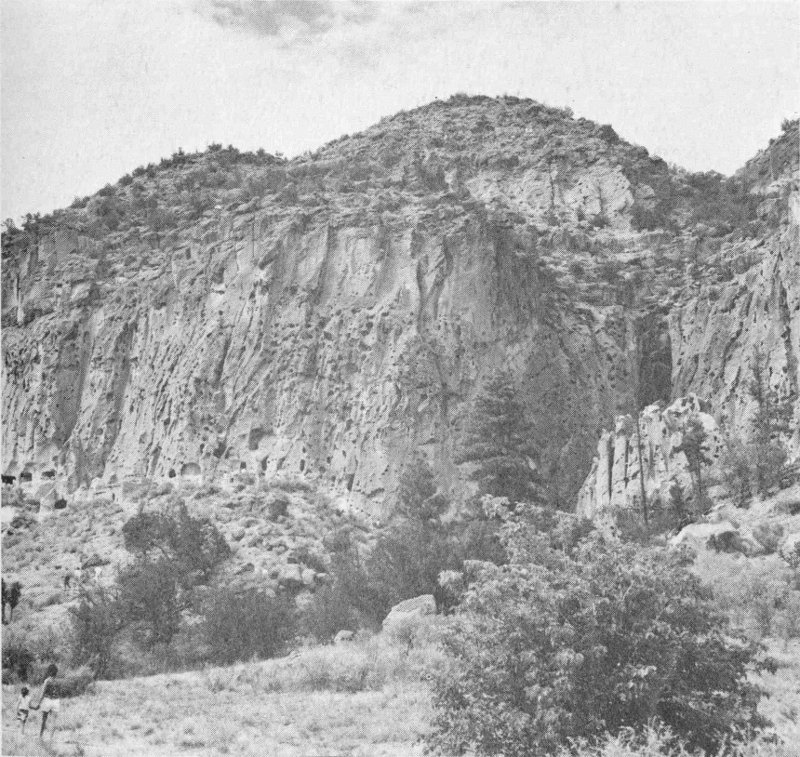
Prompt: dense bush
<box><xmin>696</xmin><ymin>552</ymin><xmax>800</xmax><ymax>642</ymax></box>
<box><xmin>121</xmin><ymin>503</ymin><xmax>230</xmax><ymax>583</ymax></box>
<box><xmin>301</xmin><ymin>583</ymin><xmax>362</xmax><ymax>642</ymax></box>
<box><xmin>69</xmin><ymin>586</ymin><xmax>124</xmax><ymax>677</ymax></box>
<box><xmin>116</xmin><ymin>558</ymin><xmax>183</xmax><ymax>646</ymax></box>
<box><xmin>2</xmin><ymin>622</ymin><xmax>71</xmax><ymax>683</ymax></box>
<box><xmin>69</xmin><ymin>505</ymin><xmax>232</xmax><ymax>676</ymax></box>
<box><xmin>203</xmin><ymin>589</ymin><xmax>295</xmax><ymax>665</ymax></box>
<box><xmin>428</xmin><ymin>508</ymin><xmax>773</xmax><ymax>756</ymax></box>
<box><xmin>302</xmin><ymin>463</ymin><xmax>504</xmax><ymax>638</ymax></box>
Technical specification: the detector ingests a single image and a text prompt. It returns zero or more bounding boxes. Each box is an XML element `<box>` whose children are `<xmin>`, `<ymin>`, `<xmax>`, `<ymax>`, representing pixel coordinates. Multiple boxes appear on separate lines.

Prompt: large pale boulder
<box><xmin>382</xmin><ymin>594</ymin><xmax>436</xmax><ymax>630</ymax></box>
<box><xmin>333</xmin><ymin>629</ymin><xmax>355</xmax><ymax>644</ymax></box>
<box><xmin>276</xmin><ymin>563</ymin><xmax>303</xmax><ymax>589</ymax></box>
<box><xmin>670</xmin><ymin>521</ymin><xmax>764</xmax><ymax>556</ymax></box>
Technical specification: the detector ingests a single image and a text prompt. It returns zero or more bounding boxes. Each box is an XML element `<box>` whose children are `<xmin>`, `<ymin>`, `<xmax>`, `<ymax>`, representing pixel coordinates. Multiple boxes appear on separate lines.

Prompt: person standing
<box><xmin>31</xmin><ymin>664</ymin><xmax>60</xmax><ymax>739</ymax></box>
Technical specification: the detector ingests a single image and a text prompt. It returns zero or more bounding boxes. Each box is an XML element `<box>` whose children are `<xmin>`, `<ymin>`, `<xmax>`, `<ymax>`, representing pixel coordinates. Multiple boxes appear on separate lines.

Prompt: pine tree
<box><xmin>396</xmin><ymin>455</ymin><xmax>448</xmax><ymax>522</ymax></box>
<box><xmin>748</xmin><ymin>348</ymin><xmax>793</xmax><ymax>495</ymax></box>
<box><xmin>457</xmin><ymin>370</ymin><xmax>542</xmax><ymax>507</ymax></box>
<box><xmin>675</xmin><ymin>415</ymin><xmax>712</xmax><ymax>505</ymax></box>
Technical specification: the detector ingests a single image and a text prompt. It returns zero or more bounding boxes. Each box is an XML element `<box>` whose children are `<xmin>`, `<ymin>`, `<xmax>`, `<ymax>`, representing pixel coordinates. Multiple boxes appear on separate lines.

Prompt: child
<box><xmin>16</xmin><ymin>686</ymin><xmax>31</xmax><ymax>734</ymax></box>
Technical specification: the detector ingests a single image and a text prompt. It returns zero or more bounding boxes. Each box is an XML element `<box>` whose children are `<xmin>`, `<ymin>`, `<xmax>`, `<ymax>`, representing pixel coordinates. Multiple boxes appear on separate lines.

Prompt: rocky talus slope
<box><xmin>2</xmin><ymin>97</ymin><xmax>798</xmax><ymax>514</ymax></box>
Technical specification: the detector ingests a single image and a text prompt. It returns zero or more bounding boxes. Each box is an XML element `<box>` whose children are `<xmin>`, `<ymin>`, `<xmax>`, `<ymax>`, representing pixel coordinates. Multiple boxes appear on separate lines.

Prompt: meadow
<box><xmin>2</xmin><ymin>633</ymin><xmax>436</xmax><ymax>756</ymax></box>
<box><xmin>3</xmin><ymin>631</ymin><xmax>800</xmax><ymax>757</ymax></box>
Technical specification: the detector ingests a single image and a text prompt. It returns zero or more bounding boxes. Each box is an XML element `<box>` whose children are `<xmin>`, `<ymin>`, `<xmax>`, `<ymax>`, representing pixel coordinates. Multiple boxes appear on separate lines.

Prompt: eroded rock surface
<box><xmin>2</xmin><ymin>98</ymin><xmax>798</xmax><ymax>514</ymax></box>
<box><xmin>576</xmin><ymin>395</ymin><xmax>724</xmax><ymax>522</ymax></box>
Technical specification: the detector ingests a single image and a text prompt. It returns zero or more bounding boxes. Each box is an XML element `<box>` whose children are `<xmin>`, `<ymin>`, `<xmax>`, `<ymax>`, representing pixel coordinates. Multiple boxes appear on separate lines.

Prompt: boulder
<box><xmin>276</xmin><ymin>563</ymin><xmax>303</xmax><ymax>589</ymax></box>
<box><xmin>382</xmin><ymin>594</ymin><xmax>436</xmax><ymax>629</ymax></box>
<box><xmin>670</xmin><ymin>521</ymin><xmax>763</xmax><ymax>556</ymax></box>
<box><xmin>333</xmin><ymin>630</ymin><xmax>355</xmax><ymax>644</ymax></box>
<box><xmin>301</xmin><ymin>568</ymin><xmax>316</xmax><ymax>586</ymax></box>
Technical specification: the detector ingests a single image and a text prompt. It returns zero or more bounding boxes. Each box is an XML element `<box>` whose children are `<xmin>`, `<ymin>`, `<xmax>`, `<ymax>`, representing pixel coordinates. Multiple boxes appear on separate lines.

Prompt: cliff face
<box><xmin>2</xmin><ymin>98</ymin><xmax>797</xmax><ymax>513</ymax></box>
<box><xmin>575</xmin><ymin>395</ymin><xmax>725</xmax><ymax>522</ymax></box>
<box><xmin>670</xmin><ymin>199</ymin><xmax>800</xmax><ymax>443</ymax></box>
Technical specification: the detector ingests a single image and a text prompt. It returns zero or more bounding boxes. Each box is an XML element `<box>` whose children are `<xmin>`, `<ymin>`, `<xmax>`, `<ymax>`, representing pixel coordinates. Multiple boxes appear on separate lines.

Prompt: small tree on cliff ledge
<box><xmin>457</xmin><ymin>370</ymin><xmax>543</xmax><ymax>508</ymax></box>
<box><xmin>748</xmin><ymin>349</ymin><xmax>793</xmax><ymax>495</ymax></box>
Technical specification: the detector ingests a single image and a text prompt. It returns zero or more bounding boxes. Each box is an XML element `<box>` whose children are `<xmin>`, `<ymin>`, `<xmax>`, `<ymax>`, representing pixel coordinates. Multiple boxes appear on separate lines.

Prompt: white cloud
<box><xmin>2</xmin><ymin>0</ymin><xmax>798</xmax><ymax>221</ymax></box>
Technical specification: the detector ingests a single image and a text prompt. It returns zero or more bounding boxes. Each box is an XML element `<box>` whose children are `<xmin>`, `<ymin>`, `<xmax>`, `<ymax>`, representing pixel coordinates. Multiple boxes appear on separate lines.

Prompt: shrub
<box><xmin>2</xmin><ymin>633</ymin><xmax>35</xmax><ymax>681</ymax></box>
<box><xmin>561</xmin><ymin>722</ymin><xmax>789</xmax><ymax>757</ymax></box>
<box><xmin>2</xmin><ymin>623</ymin><xmax>71</xmax><ymax>682</ymax></box>
<box><xmin>203</xmin><ymin>589</ymin><xmax>295</xmax><ymax>665</ymax></box>
<box><xmin>723</xmin><ymin>439</ymin><xmax>789</xmax><ymax>506</ymax></box>
<box><xmin>116</xmin><ymin>558</ymin><xmax>183</xmax><ymax>646</ymax></box>
<box><xmin>69</xmin><ymin>586</ymin><xmax>123</xmax><ymax>677</ymax></box>
<box><xmin>723</xmin><ymin>439</ymin><xmax>755</xmax><ymax>506</ymax></box>
<box><xmin>49</xmin><ymin>665</ymin><xmax>95</xmax><ymax>698</ymax></box>
<box><xmin>428</xmin><ymin>509</ymin><xmax>773</xmax><ymax>756</ymax></box>
<box><xmin>301</xmin><ymin>583</ymin><xmax>361</xmax><ymax>642</ymax></box>
<box><xmin>698</xmin><ymin>553</ymin><xmax>800</xmax><ymax>641</ymax></box>
<box><xmin>267</xmin><ymin>493</ymin><xmax>290</xmax><ymax>520</ymax></box>
<box><xmin>121</xmin><ymin>504</ymin><xmax>230</xmax><ymax>583</ymax></box>
<box><xmin>752</xmin><ymin>523</ymin><xmax>785</xmax><ymax>554</ymax></box>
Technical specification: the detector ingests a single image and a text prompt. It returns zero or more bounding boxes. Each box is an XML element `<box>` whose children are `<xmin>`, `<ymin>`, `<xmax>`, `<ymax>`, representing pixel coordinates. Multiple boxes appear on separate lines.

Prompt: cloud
<box><xmin>198</xmin><ymin>0</ymin><xmax>376</xmax><ymax>40</ymax></box>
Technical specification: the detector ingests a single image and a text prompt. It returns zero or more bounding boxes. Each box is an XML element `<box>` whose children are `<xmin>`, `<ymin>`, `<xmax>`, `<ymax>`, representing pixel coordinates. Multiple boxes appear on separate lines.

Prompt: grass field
<box><xmin>2</xmin><ymin>634</ymin><xmax>435</xmax><ymax>757</ymax></box>
<box><xmin>4</xmin><ymin>634</ymin><xmax>800</xmax><ymax>757</ymax></box>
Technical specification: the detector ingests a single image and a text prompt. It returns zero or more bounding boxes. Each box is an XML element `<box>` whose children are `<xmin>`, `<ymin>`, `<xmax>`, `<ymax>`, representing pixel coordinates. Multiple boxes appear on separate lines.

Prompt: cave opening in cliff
<box><xmin>637</xmin><ymin>315</ymin><xmax>673</xmax><ymax>409</ymax></box>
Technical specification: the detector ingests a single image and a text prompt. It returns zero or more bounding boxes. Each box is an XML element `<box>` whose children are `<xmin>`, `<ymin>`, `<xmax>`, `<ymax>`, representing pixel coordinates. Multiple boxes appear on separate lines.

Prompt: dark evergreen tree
<box><xmin>675</xmin><ymin>416</ymin><xmax>712</xmax><ymax>504</ymax></box>
<box><xmin>396</xmin><ymin>455</ymin><xmax>448</xmax><ymax>522</ymax></box>
<box><xmin>748</xmin><ymin>348</ymin><xmax>793</xmax><ymax>495</ymax></box>
<box><xmin>457</xmin><ymin>370</ymin><xmax>543</xmax><ymax>507</ymax></box>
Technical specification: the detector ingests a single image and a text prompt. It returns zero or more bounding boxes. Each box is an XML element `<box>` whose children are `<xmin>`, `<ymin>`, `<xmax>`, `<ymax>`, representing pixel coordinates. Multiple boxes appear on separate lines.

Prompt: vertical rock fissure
<box><xmin>414</xmin><ymin>237</ymin><xmax>455</xmax><ymax>450</ymax></box>
<box><xmin>778</xmin><ymin>280</ymin><xmax>799</xmax><ymax>399</ymax></box>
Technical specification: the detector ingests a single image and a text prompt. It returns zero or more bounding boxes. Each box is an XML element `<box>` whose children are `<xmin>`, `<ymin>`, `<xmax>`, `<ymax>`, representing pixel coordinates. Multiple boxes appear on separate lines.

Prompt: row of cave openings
<box><xmin>162</xmin><ymin>448</ymin><xmax>357</xmax><ymax>492</ymax></box>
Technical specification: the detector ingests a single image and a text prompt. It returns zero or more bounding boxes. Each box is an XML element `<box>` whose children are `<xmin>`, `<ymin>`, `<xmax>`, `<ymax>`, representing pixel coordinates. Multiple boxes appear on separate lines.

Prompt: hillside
<box><xmin>3</xmin><ymin>96</ymin><xmax>797</xmax><ymax>518</ymax></box>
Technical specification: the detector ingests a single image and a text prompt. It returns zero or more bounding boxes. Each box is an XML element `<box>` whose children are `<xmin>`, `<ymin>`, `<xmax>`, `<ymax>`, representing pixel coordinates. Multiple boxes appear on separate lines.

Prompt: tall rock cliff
<box><xmin>2</xmin><ymin>97</ymin><xmax>798</xmax><ymax>513</ymax></box>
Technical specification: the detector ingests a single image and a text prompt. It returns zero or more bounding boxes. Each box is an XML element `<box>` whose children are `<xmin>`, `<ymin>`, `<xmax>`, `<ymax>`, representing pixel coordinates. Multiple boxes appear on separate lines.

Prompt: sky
<box><xmin>1</xmin><ymin>0</ymin><xmax>798</xmax><ymax>222</ymax></box>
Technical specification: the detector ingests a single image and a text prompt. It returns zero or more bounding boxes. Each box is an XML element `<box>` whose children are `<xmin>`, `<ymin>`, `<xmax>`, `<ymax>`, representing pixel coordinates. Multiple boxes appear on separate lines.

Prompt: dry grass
<box><xmin>3</xmin><ymin>628</ymin><xmax>798</xmax><ymax>757</ymax></box>
<box><xmin>2</xmin><ymin>634</ymin><xmax>435</xmax><ymax>757</ymax></box>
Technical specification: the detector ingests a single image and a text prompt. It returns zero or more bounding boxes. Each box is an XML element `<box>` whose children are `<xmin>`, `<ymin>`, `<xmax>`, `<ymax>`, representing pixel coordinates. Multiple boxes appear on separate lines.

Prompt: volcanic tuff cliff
<box><xmin>2</xmin><ymin>96</ymin><xmax>798</xmax><ymax>513</ymax></box>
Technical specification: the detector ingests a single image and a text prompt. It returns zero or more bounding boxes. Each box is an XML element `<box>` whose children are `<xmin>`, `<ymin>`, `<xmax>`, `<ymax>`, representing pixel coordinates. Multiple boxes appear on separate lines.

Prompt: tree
<box><xmin>675</xmin><ymin>416</ymin><xmax>712</xmax><ymax>505</ymax></box>
<box><xmin>116</xmin><ymin>558</ymin><xmax>183</xmax><ymax>646</ymax></box>
<box><xmin>747</xmin><ymin>348</ymin><xmax>793</xmax><ymax>496</ymax></box>
<box><xmin>457</xmin><ymin>371</ymin><xmax>542</xmax><ymax>507</ymax></box>
<box><xmin>69</xmin><ymin>586</ymin><xmax>124</xmax><ymax>678</ymax></box>
<box><xmin>121</xmin><ymin>503</ymin><xmax>230</xmax><ymax>585</ymax></box>
<box><xmin>749</xmin><ymin>348</ymin><xmax>794</xmax><ymax>444</ymax></box>
<box><xmin>428</xmin><ymin>509</ymin><xmax>772</xmax><ymax>756</ymax></box>
<box><xmin>396</xmin><ymin>456</ymin><xmax>448</xmax><ymax>522</ymax></box>
<box><xmin>1</xmin><ymin>580</ymin><xmax>21</xmax><ymax>624</ymax></box>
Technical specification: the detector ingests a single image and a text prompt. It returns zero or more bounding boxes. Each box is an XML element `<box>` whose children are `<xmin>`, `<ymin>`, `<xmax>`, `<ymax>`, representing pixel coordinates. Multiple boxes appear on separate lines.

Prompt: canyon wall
<box><xmin>2</xmin><ymin>98</ymin><xmax>797</xmax><ymax>513</ymax></box>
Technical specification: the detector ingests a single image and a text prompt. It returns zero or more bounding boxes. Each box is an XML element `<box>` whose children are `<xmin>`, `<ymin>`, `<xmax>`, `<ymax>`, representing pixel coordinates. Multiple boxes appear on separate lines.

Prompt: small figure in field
<box><xmin>31</xmin><ymin>664</ymin><xmax>60</xmax><ymax>739</ymax></box>
<box><xmin>16</xmin><ymin>686</ymin><xmax>31</xmax><ymax>734</ymax></box>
